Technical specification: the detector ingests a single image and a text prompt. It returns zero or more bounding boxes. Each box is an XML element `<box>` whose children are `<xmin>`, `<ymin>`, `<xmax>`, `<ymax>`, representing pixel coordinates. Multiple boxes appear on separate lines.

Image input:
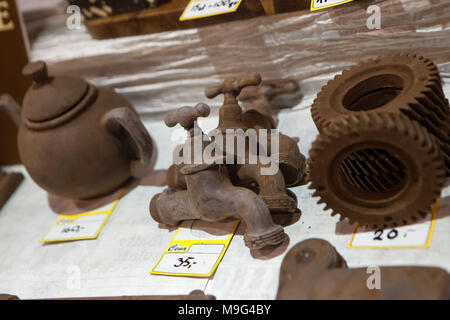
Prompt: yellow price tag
<box><xmin>311</xmin><ymin>0</ymin><xmax>353</xmax><ymax>11</ymax></box>
<box><xmin>348</xmin><ymin>198</ymin><xmax>440</xmax><ymax>249</ymax></box>
<box><xmin>151</xmin><ymin>219</ymin><xmax>240</xmax><ymax>277</ymax></box>
<box><xmin>180</xmin><ymin>0</ymin><xmax>242</xmax><ymax>21</ymax></box>
<box><xmin>40</xmin><ymin>193</ymin><xmax>122</xmax><ymax>243</ymax></box>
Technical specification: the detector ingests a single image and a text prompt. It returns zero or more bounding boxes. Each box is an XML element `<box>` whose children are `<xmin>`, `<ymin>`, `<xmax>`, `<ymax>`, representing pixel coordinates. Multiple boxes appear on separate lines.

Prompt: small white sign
<box><xmin>151</xmin><ymin>219</ymin><xmax>240</xmax><ymax>277</ymax></box>
<box><xmin>349</xmin><ymin>214</ymin><xmax>434</xmax><ymax>248</ymax></box>
<box><xmin>311</xmin><ymin>0</ymin><xmax>353</xmax><ymax>11</ymax></box>
<box><xmin>152</xmin><ymin>244</ymin><xmax>225</xmax><ymax>275</ymax></box>
<box><xmin>180</xmin><ymin>0</ymin><xmax>242</xmax><ymax>21</ymax></box>
<box><xmin>41</xmin><ymin>213</ymin><xmax>110</xmax><ymax>242</ymax></box>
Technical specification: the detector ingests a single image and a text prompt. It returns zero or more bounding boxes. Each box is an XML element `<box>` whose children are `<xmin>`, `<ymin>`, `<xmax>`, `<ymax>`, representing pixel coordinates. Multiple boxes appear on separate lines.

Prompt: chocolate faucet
<box><xmin>150</xmin><ymin>103</ymin><xmax>287</xmax><ymax>249</ymax></box>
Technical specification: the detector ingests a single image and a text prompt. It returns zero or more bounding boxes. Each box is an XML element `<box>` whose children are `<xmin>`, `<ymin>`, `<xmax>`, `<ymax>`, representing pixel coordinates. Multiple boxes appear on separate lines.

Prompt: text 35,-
<box><xmin>174</xmin><ymin>257</ymin><xmax>198</xmax><ymax>269</ymax></box>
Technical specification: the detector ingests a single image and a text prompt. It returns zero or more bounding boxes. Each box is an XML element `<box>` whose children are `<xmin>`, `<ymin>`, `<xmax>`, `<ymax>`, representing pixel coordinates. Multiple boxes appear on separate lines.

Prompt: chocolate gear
<box><xmin>311</xmin><ymin>53</ymin><xmax>450</xmax><ymax>176</ymax></box>
<box><xmin>277</xmin><ymin>239</ymin><xmax>450</xmax><ymax>300</ymax></box>
<box><xmin>308</xmin><ymin>112</ymin><xmax>445</xmax><ymax>228</ymax></box>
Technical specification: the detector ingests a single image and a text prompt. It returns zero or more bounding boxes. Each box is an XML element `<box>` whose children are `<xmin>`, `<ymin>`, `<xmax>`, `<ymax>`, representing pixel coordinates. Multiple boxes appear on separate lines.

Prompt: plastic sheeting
<box><xmin>24</xmin><ymin>0</ymin><xmax>450</xmax><ymax>118</ymax></box>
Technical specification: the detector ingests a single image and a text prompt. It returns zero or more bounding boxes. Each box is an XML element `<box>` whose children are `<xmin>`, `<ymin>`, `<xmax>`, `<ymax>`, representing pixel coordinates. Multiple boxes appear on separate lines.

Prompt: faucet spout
<box><xmin>150</xmin><ymin>165</ymin><xmax>286</xmax><ymax>249</ymax></box>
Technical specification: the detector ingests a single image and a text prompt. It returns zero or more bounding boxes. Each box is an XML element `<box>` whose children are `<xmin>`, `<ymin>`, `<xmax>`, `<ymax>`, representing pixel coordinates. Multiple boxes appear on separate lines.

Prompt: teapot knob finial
<box><xmin>22</xmin><ymin>61</ymin><xmax>50</xmax><ymax>83</ymax></box>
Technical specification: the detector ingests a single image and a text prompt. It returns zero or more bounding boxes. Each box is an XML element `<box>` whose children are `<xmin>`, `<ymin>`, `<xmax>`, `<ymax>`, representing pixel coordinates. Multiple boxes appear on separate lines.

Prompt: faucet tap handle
<box><xmin>205</xmin><ymin>73</ymin><xmax>262</xmax><ymax>100</ymax></box>
<box><xmin>164</xmin><ymin>103</ymin><xmax>210</xmax><ymax>131</ymax></box>
<box><xmin>238</xmin><ymin>73</ymin><xmax>262</xmax><ymax>91</ymax></box>
<box><xmin>239</xmin><ymin>79</ymin><xmax>300</xmax><ymax>102</ymax></box>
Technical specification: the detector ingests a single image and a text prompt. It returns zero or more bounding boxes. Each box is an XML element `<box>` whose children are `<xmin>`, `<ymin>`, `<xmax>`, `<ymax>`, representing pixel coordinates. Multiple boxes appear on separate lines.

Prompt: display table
<box><xmin>0</xmin><ymin>0</ymin><xmax>448</xmax><ymax>299</ymax></box>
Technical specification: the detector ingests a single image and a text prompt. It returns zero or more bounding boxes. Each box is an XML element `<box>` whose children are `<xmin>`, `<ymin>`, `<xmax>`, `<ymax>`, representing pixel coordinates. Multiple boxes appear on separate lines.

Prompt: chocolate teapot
<box><xmin>0</xmin><ymin>61</ymin><xmax>153</xmax><ymax>199</ymax></box>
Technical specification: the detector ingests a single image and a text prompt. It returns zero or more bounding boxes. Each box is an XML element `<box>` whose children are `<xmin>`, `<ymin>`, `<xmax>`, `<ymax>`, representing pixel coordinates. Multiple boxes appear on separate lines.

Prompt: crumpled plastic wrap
<box><xmin>23</xmin><ymin>0</ymin><xmax>450</xmax><ymax>120</ymax></box>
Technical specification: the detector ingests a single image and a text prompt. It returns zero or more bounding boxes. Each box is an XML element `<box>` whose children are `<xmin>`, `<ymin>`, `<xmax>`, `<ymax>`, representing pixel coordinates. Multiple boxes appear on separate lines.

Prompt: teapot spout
<box><xmin>0</xmin><ymin>94</ymin><xmax>22</xmax><ymax>127</ymax></box>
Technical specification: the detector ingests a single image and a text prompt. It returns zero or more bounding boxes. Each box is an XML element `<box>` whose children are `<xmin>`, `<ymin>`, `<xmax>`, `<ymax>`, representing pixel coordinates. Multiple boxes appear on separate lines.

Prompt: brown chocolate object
<box><xmin>276</xmin><ymin>239</ymin><xmax>450</xmax><ymax>300</ymax></box>
<box><xmin>311</xmin><ymin>53</ymin><xmax>450</xmax><ymax>176</ymax></box>
<box><xmin>69</xmin><ymin>0</ymin><xmax>159</xmax><ymax>20</ymax></box>
<box><xmin>0</xmin><ymin>170</ymin><xmax>23</xmax><ymax>211</ymax></box>
<box><xmin>206</xmin><ymin>73</ymin><xmax>262</xmax><ymax>132</ymax></box>
<box><xmin>82</xmin><ymin>0</ymin><xmax>267</xmax><ymax>39</ymax></box>
<box><xmin>166</xmin><ymin>74</ymin><xmax>306</xmax><ymax>212</ymax></box>
<box><xmin>0</xmin><ymin>294</ymin><xmax>19</xmax><ymax>300</ymax></box>
<box><xmin>239</xmin><ymin>78</ymin><xmax>301</xmax><ymax>125</ymax></box>
<box><xmin>150</xmin><ymin>104</ymin><xmax>286</xmax><ymax>249</ymax></box>
<box><xmin>0</xmin><ymin>290</ymin><xmax>215</xmax><ymax>300</ymax></box>
<box><xmin>259</xmin><ymin>0</ymin><xmax>310</xmax><ymax>15</ymax></box>
<box><xmin>238</xmin><ymin>79</ymin><xmax>306</xmax><ymax>187</ymax></box>
<box><xmin>308</xmin><ymin>112</ymin><xmax>445</xmax><ymax>228</ymax></box>
<box><xmin>205</xmin><ymin>74</ymin><xmax>306</xmax><ymax>212</ymax></box>
<box><xmin>0</xmin><ymin>61</ymin><xmax>153</xmax><ymax>200</ymax></box>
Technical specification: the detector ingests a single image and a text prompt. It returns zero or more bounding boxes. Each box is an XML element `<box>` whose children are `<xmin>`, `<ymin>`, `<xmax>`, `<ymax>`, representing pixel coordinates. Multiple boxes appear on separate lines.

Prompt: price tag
<box><xmin>151</xmin><ymin>219</ymin><xmax>240</xmax><ymax>277</ymax></box>
<box><xmin>310</xmin><ymin>0</ymin><xmax>353</xmax><ymax>11</ymax></box>
<box><xmin>180</xmin><ymin>0</ymin><xmax>242</xmax><ymax>21</ymax></box>
<box><xmin>40</xmin><ymin>195</ymin><xmax>121</xmax><ymax>242</ymax></box>
<box><xmin>348</xmin><ymin>198</ymin><xmax>440</xmax><ymax>249</ymax></box>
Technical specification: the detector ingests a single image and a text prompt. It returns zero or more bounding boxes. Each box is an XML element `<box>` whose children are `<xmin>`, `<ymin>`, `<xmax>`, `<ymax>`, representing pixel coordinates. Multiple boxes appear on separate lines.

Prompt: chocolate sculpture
<box><xmin>277</xmin><ymin>239</ymin><xmax>450</xmax><ymax>300</ymax></box>
<box><xmin>152</xmin><ymin>73</ymin><xmax>306</xmax><ymax>249</ymax></box>
<box><xmin>205</xmin><ymin>73</ymin><xmax>305</xmax><ymax>213</ymax></box>
<box><xmin>308</xmin><ymin>54</ymin><xmax>449</xmax><ymax>228</ymax></box>
<box><xmin>311</xmin><ymin>53</ymin><xmax>450</xmax><ymax>176</ymax></box>
<box><xmin>166</xmin><ymin>74</ymin><xmax>306</xmax><ymax>213</ymax></box>
<box><xmin>238</xmin><ymin>78</ymin><xmax>306</xmax><ymax>188</ymax></box>
<box><xmin>0</xmin><ymin>61</ymin><xmax>153</xmax><ymax>200</ymax></box>
<box><xmin>150</xmin><ymin>103</ymin><xmax>286</xmax><ymax>249</ymax></box>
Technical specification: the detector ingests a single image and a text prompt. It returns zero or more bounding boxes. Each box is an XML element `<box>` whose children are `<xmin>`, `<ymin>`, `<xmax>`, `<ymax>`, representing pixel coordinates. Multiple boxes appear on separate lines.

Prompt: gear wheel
<box><xmin>308</xmin><ymin>112</ymin><xmax>445</xmax><ymax>228</ymax></box>
<box><xmin>311</xmin><ymin>53</ymin><xmax>450</xmax><ymax>176</ymax></box>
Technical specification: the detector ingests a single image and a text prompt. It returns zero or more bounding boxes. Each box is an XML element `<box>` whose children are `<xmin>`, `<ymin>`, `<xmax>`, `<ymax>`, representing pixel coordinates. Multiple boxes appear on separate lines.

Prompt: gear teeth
<box><xmin>308</xmin><ymin>109</ymin><xmax>446</xmax><ymax>228</ymax></box>
<box><xmin>310</xmin><ymin>53</ymin><xmax>450</xmax><ymax>176</ymax></box>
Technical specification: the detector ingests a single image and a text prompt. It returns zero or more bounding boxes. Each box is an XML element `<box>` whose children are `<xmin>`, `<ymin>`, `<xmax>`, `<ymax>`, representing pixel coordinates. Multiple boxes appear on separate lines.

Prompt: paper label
<box><xmin>151</xmin><ymin>219</ymin><xmax>240</xmax><ymax>277</ymax></box>
<box><xmin>311</xmin><ymin>0</ymin><xmax>353</xmax><ymax>11</ymax></box>
<box><xmin>180</xmin><ymin>0</ymin><xmax>242</xmax><ymax>21</ymax></box>
<box><xmin>40</xmin><ymin>196</ymin><xmax>121</xmax><ymax>242</ymax></box>
<box><xmin>348</xmin><ymin>198</ymin><xmax>440</xmax><ymax>249</ymax></box>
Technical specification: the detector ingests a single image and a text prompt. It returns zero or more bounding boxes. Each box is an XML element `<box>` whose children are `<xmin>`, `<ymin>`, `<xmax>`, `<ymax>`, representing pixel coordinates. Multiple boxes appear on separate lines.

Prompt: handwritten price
<box><xmin>192</xmin><ymin>0</ymin><xmax>239</xmax><ymax>12</ymax></box>
<box><xmin>174</xmin><ymin>257</ymin><xmax>198</xmax><ymax>269</ymax></box>
<box><xmin>61</xmin><ymin>225</ymin><xmax>85</xmax><ymax>233</ymax></box>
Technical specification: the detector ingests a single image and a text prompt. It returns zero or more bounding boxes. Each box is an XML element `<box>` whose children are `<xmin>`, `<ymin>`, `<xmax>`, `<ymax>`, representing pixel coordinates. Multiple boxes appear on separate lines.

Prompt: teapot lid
<box><xmin>22</xmin><ymin>61</ymin><xmax>89</xmax><ymax>122</ymax></box>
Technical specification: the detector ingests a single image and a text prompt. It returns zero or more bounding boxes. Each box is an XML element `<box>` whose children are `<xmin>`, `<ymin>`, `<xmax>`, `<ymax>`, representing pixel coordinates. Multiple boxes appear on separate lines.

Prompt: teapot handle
<box><xmin>101</xmin><ymin>108</ymin><xmax>153</xmax><ymax>178</ymax></box>
<box><xmin>0</xmin><ymin>94</ymin><xmax>22</xmax><ymax>127</ymax></box>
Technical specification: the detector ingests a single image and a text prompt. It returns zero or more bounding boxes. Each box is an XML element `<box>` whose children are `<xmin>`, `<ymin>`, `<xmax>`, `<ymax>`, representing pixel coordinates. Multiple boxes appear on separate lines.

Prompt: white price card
<box><xmin>180</xmin><ymin>0</ymin><xmax>242</xmax><ymax>21</ymax></box>
<box><xmin>40</xmin><ymin>194</ymin><xmax>122</xmax><ymax>242</ymax></box>
<box><xmin>311</xmin><ymin>0</ymin><xmax>353</xmax><ymax>11</ymax></box>
<box><xmin>151</xmin><ymin>219</ymin><xmax>240</xmax><ymax>277</ymax></box>
<box><xmin>348</xmin><ymin>198</ymin><xmax>440</xmax><ymax>249</ymax></box>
